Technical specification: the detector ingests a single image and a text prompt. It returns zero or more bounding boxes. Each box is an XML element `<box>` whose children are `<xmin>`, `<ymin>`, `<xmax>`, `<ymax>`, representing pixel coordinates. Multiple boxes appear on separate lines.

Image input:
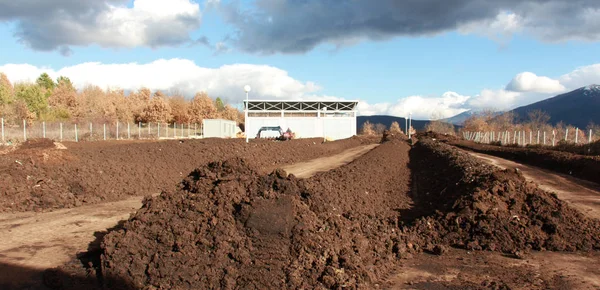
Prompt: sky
<box><xmin>0</xmin><ymin>0</ymin><xmax>600</xmax><ymax>119</ymax></box>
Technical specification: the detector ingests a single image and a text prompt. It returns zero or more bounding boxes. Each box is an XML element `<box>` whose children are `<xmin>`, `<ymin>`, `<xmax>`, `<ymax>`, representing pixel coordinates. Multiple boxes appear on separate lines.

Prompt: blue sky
<box><xmin>1</xmin><ymin>0</ymin><xmax>599</xmax><ymax>119</ymax></box>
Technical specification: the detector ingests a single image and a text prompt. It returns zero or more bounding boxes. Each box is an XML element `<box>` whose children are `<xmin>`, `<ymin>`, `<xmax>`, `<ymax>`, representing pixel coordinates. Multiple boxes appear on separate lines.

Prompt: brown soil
<box><xmin>470</xmin><ymin>151</ymin><xmax>600</xmax><ymax>220</ymax></box>
<box><xmin>0</xmin><ymin>136</ymin><xmax>377</xmax><ymax>213</ymax></box>
<box><xmin>3</xmin><ymin>134</ymin><xmax>600</xmax><ymax>289</ymax></box>
<box><xmin>450</xmin><ymin>139</ymin><xmax>600</xmax><ymax>186</ymax></box>
<box><xmin>403</xmin><ymin>138</ymin><xmax>600</xmax><ymax>255</ymax></box>
<box><xmin>100</xmin><ymin>138</ymin><xmax>413</xmax><ymax>289</ymax></box>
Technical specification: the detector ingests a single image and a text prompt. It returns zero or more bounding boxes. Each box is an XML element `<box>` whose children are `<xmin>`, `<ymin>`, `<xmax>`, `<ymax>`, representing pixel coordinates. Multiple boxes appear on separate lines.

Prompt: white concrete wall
<box><xmin>246</xmin><ymin>116</ymin><xmax>356</xmax><ymax>140</ymax></box>
<box><xmin>203</xmin><ymin>119</ymin><xmax>237</xmax><ymax>138</ymax></box>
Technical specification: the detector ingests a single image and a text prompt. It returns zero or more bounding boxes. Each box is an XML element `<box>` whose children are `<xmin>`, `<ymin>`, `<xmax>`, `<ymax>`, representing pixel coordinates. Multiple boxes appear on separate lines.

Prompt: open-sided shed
<box><xmin>244</xmin><ymin>100</ymin><xmax>358</xmax><ymax>140</ymax></box>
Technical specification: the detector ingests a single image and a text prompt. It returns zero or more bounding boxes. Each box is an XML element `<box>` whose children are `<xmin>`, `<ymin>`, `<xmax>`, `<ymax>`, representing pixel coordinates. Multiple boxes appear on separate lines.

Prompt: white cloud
<box><xmin>558</xmin><ymin>64</ymin><xmax>600</xmax><ymax>89</ymax></box>
<box><xmin>357</xmin><ymin>92</ymin><xmax>471</xmax><ymax>119</ymax></box>
<box><xmin>505</xmin><ymin>72</ymin><xmax>565</xmax><ymax>93</ymax></box>
<box><xmin>1</xmin><ymin>0</ymin><xmax>202</xmax><ymax>53</ymax></box>
<box><xmin>467</xmin><ymin>89</ymin><xmax>522</xmax><ymax>110</ymax></box>
<box><xmin>459</xmin><ymin>11</ymin><xmax>522</xmax><ymax>41</ymax></box>
<box><xmin>0</xmin><ymin>59</ymin><xmax>320</xmax><ymax>105</ymax></box>
<box><xmin>2</xmin><ymin>59</ymin><xmax>599</xmax><ymax>119</ymax></box>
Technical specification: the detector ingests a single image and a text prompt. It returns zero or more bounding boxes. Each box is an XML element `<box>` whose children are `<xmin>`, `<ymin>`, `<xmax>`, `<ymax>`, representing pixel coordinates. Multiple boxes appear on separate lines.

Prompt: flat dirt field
<box><xmin>1</xmin><ymin>133</ymin><xmax>600</xmax><ymax>290</ymax></box>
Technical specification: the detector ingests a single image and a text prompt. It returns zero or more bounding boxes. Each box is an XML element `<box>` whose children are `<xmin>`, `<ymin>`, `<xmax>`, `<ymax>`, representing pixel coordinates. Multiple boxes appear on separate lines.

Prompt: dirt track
<box><xmin>2</xmin><ymin>135</ymin><xmax>600</xmax><ymax>289</ymax></box>
<box><xmin>0</xmin><ymin>144</ymin><xmax>378</xmax><ymax>289</ymax></box>
<box><xmin>470</xmin><ymin>151</ymin><xmax>600</xmax><ymax>220</ymax></box>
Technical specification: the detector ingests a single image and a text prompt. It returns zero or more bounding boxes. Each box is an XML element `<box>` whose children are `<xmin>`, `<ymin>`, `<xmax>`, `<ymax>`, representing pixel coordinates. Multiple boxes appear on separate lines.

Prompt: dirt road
<box><xmin>281</xmin><ymin>143</ymin><xmax>379</xmax><ymax>178</ymax></box>
<box><xmin>469</xmin><ymin>151</ymin><xmax>600</xmax><ymax>220</ymax></box>
<box><xmin>0</xmin><ymin>144</ymin><xmax>378</xmax><ymax>287</ymax></box>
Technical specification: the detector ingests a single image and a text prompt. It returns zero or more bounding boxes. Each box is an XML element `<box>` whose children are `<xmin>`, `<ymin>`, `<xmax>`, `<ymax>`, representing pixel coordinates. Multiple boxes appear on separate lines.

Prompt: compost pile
<box><xmin>101</xmin><ymin>158</ymin><xmax>382</xmax><ymax>289</ymax></box>
<box><xmin>403</xmin><ymin>138</ymin><xmax>600</xmax><ymax>255</ymax></box>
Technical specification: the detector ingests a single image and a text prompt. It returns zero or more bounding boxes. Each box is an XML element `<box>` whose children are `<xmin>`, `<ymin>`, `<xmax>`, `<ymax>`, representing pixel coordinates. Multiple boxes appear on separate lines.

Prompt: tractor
<box><xmin>256</xmin><ymin>126</ymin><xmax>295</xmax><ymax>141</ymax></box>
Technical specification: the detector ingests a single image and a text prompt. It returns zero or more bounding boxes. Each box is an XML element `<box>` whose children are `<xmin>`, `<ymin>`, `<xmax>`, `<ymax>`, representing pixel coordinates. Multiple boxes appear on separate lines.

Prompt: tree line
<box><xmin>0</xmin><ymin>72</ymin><xmax>244</xmax><ymax>126</ymax></box>
<box><xmin>460</xmin><ymin>109</ymin><xmax>600</xmax><ymax>141</ymax></box>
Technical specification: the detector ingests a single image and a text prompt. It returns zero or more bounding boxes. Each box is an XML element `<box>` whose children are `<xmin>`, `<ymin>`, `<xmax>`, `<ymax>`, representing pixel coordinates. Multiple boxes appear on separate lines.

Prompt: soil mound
<box><xmin>405</xmin><ymin>138</ymin><xmax>600</xmax><ymax>255</ymax></box>
<box><xmin>18</xmin><ymin>138</ymin><xmax>56</xmax><ymax>150</ymax></box>
<box><xmin>101</xmin><ymin>158</ymin><xmax>377</xmax><ymax>289</ymax></box>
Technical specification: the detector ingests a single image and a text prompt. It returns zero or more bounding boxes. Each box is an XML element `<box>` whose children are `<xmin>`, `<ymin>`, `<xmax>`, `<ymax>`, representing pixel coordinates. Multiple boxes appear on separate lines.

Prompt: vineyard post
<box><xmin>127</xmin><ymin>123</ymin><xmax>131</xmax><ymax>139</ymax></box>
<box><xmin>60</xmin><ymin>123</ymin><xmax>63</xmax><ymax>141</ymax></box>
<box><xmin>116</xmin><ymin>122</ymin><xmax>119</xmax><ymax>140</ymax></box>
<box><xmin>103</xmin><ymin>124</ymin><xmax>106</xmax><ymax>140</ymax></box>
<box><xmin>565</xmin><ymin>128</ymin><xmax>568</xmax><ymax>142</ymax></box>
<box><xmin>23</xmin><ymin>119</ymin><xmax>27</xmax><ymax>141</ymax></box>
<box><xmin>543</xmin><ymin>131</ymin><xmax>546</xmax><ymax>145</ymax></box>
<box><xmin>590</xmin><ymin>129</ymin><xmax>593</xmax><ymax>144</ymax></box>
<box><xmin>1</xmin><ymin>118</ymin><xmax>4</xmax><ymax>143</ymax></box>
<box><xmin>552</xmin><ymin>130</ymin><xmax>556</xmax><ymax>146</ymax></box>
<box><xmin>75</xmin><ymin>124</ymin><xmax>78</xmax><ymax>142</ymax></box>
<box><xmin>537</xmin><ymin>130</ymin><xmax>540</xmax><ymax>144</ymax></box>
<box><xmin>42</xmin><ymin>121</ymin><xmax>46</xmax><ymax>138</ymax></box>
<box><xmin>575</xmin><ymin>128</ymin><xmax>579</xmax><ymax>144</ymax></box>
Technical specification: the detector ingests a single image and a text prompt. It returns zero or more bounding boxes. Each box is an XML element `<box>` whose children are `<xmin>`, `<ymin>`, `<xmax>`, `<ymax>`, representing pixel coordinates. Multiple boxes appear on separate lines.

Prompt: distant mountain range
<box><xmin>510</xmin><ymin>84</ymin><xmax>600</xmax><ymax>128</ymax></box>
<box><xmin>358</xmin><ymin>84</ymin><xmax>600</xmax><ymax>132</ymax></box>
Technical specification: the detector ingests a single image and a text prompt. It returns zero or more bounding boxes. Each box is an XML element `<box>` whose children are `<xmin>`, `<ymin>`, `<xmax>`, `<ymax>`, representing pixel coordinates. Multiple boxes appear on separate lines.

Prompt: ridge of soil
<box><xmin>449</xmin><ymin>139</ymin><xmax>600</xmax><ymax>186</ymax></box>
<box><xmin>402</xmin><ymin>138</ymin><xmax>600</xmax><ymax>255</ymax></box>
<box><xmin>0</xmin><ymin>136</ymin><xmax>377</xmax><ymax>213</ymax></box>
<box><xmin>99</xmin><ymin>138</ymin><xmax>413</xmax><ymax>289</ymax></box>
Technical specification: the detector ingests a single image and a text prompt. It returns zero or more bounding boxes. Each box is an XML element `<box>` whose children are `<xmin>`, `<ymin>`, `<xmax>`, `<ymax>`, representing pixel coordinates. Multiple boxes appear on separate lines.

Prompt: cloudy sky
<box><xmin>1</xmin><ymin>0</ymin><xmax>600</xmax><ymax>119</ymax></box>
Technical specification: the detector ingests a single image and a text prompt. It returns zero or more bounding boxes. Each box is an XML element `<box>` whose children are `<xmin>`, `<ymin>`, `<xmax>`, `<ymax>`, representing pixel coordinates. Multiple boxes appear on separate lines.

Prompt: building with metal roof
<box><xmin>244</xmin><ymin>100</ymin><xmax>358</xmax><ymax>140</ymax></box>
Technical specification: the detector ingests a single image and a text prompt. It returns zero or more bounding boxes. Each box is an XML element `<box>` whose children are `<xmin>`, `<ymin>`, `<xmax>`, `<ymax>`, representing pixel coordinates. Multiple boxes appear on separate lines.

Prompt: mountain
<box><xmin>442</xmin><ymin>110</ymin><xmax>503</xmax><ymax>125</ymax></box>
<box><xmin>357</xmin><ymin>115</ymin><xmax>431</xmax><ymax>132</ymax></box>
<box><xmin>510</xmin><ymin>84</ymin><xmax>600</xmax><ymax>128</ymax></box>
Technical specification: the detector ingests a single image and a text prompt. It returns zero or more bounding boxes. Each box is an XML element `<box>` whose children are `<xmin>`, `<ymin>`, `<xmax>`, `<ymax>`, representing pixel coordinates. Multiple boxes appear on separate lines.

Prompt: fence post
<box><xmin>75</xmin><ymin>124</ymin><xmax>78</xmax><ymax>142</ymax></box>
<box><xmin>543</xmin><ymin>131</ymin><xmax>546</xmax><ymax>145</ymax></box>
<box><xmin>181</xmin><ymin>123</ymin><xmax>184</xmax><ymax>138</ymax></box>
<box><xmin>138</xmin><ymin>122</ymin><xmax>141</xmax><ymax>139</ymax></box>
<box><xmin>187</xmin><ymin>123</ymin><xmax>190</xmax><ymax>137</ymax></box>
<box><xmin>116</xmin><ymin>122</ymin><xmax>119</xmax><ymax>140</ymax></box>
<box><xmin>537</xmin><ymin>130</ymin><xmax>540</xmax><ymax>144</ymax></box>
<box><xmin>552</xmin><ymin>130</ymin><xmax>556</xmax><ymax>146</ymax></box>
<box><xmin>575</xmin><ymin>128</ymin><xmax>579</xmax><ymax>144</ymax></box>
<box><xmin>1</xmin><ymin>118</ymin><xmax>4</xmax><ymax>143</ymax></box>
<box><xmin>127</xmin><ymin>123</ymin><xmax>131</xmax><ymax>139</ymax></box>
<box><xmin>60</xmin><ymin>123</ymin><xmax>63</xmax><ymax>141</ymax></box>
<box><xmin>194</xmin><ymin>123</ymin><xmax>197</xmax><ymax>136</ymax></box>
<box><xmin>42</xmin><ymin>121</ymin><xmax>46</xmax><ymax>138</ymax></box>
<box><xmin>565</xmin><ymin>128</ymin><xmax>568</xmax><ymax>142</ymax></box>
<box><xmin>90</xmin><ymin>123</ymin><xmax>93</xmax><ymax>136</ymax></box>
<box><xmin>103</xmin><ymin>124</ymin><xmax>106</xmax><ymax>140</ymax></box>
<box><xmin>23</xmin><ymin>119</ymin><xmax>27</xmax><ymax>141</ymax></box>
<box><xmin>590</xmin><ymin>129</ymin><xmax>593</xmax><ymax>144</ymax></box>
<box><xmin>158</xmin><ymin>123</ymin><xmax>160</xmax><ymax>138</ymax></box>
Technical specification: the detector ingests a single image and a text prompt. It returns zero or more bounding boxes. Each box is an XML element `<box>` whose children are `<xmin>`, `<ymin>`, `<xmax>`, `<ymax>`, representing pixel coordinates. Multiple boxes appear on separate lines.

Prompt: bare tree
<box><xmin>527</xmin><ymin>109</ymin><xmax>550</xmax><ymax>131</ymax></box>
<box><xmin>361</xmin><ymin>121</ymin><xmax>375</xmax><ymax>135</ymax></box>
<box><xmin>389</xmin><ymin>121</ymin><xmax>402</xmax><ymax>134</ymax></box>
<box><xmin>374</xmin><ymin>123</ymin><xmax>387</xmax><ymax>134</ymax></box>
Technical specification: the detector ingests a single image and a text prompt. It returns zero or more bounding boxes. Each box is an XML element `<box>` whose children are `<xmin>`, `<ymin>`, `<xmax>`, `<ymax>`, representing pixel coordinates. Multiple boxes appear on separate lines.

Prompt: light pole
<box><xmin>408</xmin><ymin>112</ymin><xmax>412</xmax><ymax>139</ymax></box>
<box><xmin>244</xmin><ymin>85</ymin><xmax>251</xmax><ymax>143</ymax></box>
<box><xmin>322</xmin><ymin>106</ymin><xmax>328</xmax><ymax>142</ymax></box>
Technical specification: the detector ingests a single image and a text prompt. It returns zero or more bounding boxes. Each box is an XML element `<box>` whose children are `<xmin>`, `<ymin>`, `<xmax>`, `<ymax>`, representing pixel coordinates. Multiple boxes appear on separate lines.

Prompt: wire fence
<box><xmin>0</xmin><ymin>118</ymin><xmax>205</xmax><ymax>144</ymax></box>
<box><xmin>462</xmin><ymin>128</ymin><xmax>596</xmax><ymax>147</ymax></box>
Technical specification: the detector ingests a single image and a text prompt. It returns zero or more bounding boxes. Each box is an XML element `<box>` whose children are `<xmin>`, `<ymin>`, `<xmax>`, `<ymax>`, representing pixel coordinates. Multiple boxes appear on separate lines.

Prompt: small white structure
<box><xmin>244</xmin><ymin>100</ymin><xmax>358</xmax><ymax>140</ymax></box>
<box><xmin>202</xmin><ymin>119</ymin><xmax>238</xmax><ymax>138</ymax></box>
